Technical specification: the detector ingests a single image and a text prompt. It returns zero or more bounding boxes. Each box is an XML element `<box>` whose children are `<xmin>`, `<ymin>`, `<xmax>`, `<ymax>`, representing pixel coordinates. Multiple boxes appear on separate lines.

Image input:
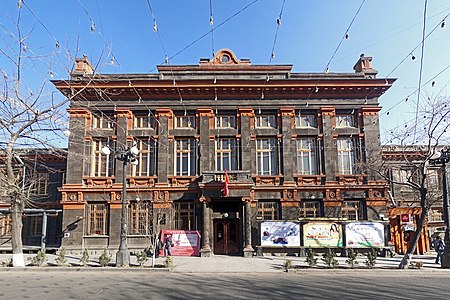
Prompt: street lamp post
<box><xmin>102</xmin><ymin>146</ymin><xmax>139</xmax><ymax>267</ymax></box>
<box><xmin>431</xmin><ymin>149</ymin><xmax>450</xmax><ymax>268</ymax></box>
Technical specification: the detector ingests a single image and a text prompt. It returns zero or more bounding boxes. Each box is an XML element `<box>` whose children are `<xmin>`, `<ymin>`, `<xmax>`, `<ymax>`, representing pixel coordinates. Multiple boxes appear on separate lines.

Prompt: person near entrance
<box><xmin>164</xmin><ymin>234</ymin><xmax>172</xmax><ymax>257</ymax></box>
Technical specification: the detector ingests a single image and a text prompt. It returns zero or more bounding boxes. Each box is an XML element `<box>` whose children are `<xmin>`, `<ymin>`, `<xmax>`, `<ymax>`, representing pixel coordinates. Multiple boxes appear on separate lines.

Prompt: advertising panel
<box><xmin>260</xmin><ymin>222</ymin><xmax>300</xmax><ymax>247</ymax></box>
<box><xmin>303</xmin><ymin>222</ymin><xmax>343</xmax><ymax>247</ymax></box>
<box><xmin>160</xmin><ymin>230</ymin><xmax>201</xmax><ymax>256</ymax></box>
<box><xmin>345</xmin><ymin>222</ymin><xmax>385</xmax><ymax>248</ymax></box>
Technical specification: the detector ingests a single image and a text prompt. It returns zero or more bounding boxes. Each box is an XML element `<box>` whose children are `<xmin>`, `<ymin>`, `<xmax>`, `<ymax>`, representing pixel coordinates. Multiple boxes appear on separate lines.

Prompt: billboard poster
<box><xmin>160</xmin><ymin>230</ymin><xmax>201</xmax><ymax>256</ymax></box>
<box><xmin>260</xmin><ymin>222</ymin><xmax>300</xmax><ymax>247</ymax></box>
<box><xmin>303</xmin><ymin>222</ymin><xmax>343</xmax><ymax>247</ymax></box>
<box><xmin>345</xmin><ymin>222</ymin><xmax>385</xmax><ymax>248</ymax></box>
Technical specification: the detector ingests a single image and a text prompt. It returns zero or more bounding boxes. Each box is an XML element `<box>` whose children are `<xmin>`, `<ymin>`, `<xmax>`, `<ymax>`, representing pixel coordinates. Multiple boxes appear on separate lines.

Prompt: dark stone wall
<box><xmin>66</xmin><ymin>116</ymin><xmax>86</xmax><ymax>183</ymax></box>
<box><xmin>61</xmin><ymin>209</ymin><xmax>84</xmax><ymax>248</ymax></box>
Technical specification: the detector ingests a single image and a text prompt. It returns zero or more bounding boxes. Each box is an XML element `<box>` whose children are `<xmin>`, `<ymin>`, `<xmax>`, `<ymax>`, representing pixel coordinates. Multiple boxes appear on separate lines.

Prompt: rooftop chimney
<box><xmin>353</xmin><ymin>54</ymin><xmax>377</xmax><ymax>78</ymax></box>
<box><xmin>71</xmin><ymin>55</ymin><xmax>94</xmax><ymax>76</ymax></box>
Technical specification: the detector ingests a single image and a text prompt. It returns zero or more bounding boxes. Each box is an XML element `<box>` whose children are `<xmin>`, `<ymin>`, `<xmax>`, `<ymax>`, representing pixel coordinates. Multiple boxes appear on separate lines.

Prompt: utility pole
<box><xmin>431</xmin><ymin>149</ymin><xmax>450</xmax><ymax>268</ymax></box>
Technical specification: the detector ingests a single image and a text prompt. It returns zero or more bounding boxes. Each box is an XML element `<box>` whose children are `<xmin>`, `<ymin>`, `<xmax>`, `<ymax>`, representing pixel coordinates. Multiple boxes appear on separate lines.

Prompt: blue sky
<box><xmin>1</xmin><ymin>0</ymin><xmax>450</xmax><ymax>146</ymax></box>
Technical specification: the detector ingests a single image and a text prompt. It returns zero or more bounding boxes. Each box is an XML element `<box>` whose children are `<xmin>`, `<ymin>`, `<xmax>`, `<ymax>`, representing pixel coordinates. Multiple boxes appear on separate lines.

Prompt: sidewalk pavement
<box><xmin>1</xmin><ymin>251</ymin><xmax>449</xmax><ymax>273</ymax></box>
<box><xmin>169</xmin><ymin>253</ymin><xmax>447</xmax><ymax>273</ymax></box>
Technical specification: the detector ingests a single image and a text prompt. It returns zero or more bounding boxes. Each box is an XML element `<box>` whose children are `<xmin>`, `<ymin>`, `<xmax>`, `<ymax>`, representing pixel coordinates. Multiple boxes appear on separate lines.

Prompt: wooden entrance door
<box><xmin>213</xmin><ymin>219</ymin><xmax>240</xmax><ymax>255</ymax></box>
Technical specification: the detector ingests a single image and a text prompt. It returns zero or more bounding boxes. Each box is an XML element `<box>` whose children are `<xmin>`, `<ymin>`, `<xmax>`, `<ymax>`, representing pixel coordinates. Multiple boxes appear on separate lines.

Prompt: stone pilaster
<box><xmin>115</xmin><ymin>109</ymin><xmax>131</xmax><ymax>183</ymax></box>
<box><xmin>239</xmin><ymin>108</ymin><xmax>254</xmax><ymax>172</ymax></box>
<box><xmin>321</xmin><ymin>107</ymin><xmax>336</xmax><ymax>181</ymax></box>
<box><xmin>361</xmin><ymin>107</ymin><xmax>383</xmax><ymax>180</ymax></box>
<box><xmin>66</xmin><ymin>109</ymin><xmax>90</xmax><ymax>184</ymax></box>
<box><xmin>156</xmin><ymin>108</ymin><xmax>172</xmax><ymax>184</ymax></box>
<box><xmin>280</xmin><ymin>107</ymin><xmax>295</xmax><ymax>183</ymax></box>
<box><xmin>198</xmin><ymin>108</ymin><xmax>214</xmax><ymax>173</ymax></box>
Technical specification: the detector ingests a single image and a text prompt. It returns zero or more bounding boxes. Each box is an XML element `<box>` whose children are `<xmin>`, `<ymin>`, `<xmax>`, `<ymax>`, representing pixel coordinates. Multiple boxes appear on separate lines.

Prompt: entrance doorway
<box><xmin>213</xmin><ymin>219</ymin><xmax>240</xmax><ymax>255</ymax></box>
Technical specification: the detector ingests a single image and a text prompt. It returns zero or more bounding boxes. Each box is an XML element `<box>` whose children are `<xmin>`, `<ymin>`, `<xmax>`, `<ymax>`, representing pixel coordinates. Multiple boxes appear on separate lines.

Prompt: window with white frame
<box><xmin>296</xmin><ymin>138</ymin><xmax>317</xmax><ymax>175</ymax></box>
<box><xmin>335</xmin><ymin>114</ymin><xmax>356</xmax><ymax>127</ymax></box>
<box><xmin>131</xmin><ymin>138</ymin><xmax>156</xmax><ymax>176</ymax></box>
<box><xmin>299</xmin><ymin>201</ymin><xmax>321</xmax><ymax>218</ymax></box>
<box><xmin>215</xmin><ymin>138</ymin><xmax>238</xmax><ymax>171</ymax></box>
<box><xmin>342</xmin><ymin>200</ymin><xmax>363</xmax><ymax>220</ymax></box>
<box><xmin>87</xmin><ymin>203</ymin><xmax>108</xmax><ymax>235</ymax></box>
<box><xmin>337</xmin><ymin>137</ymin><xmax>355</xmax><ymax>174</ymax></box>
<box><xmin>174</xmin><ymin>201</ymin><xmax>196</xmax><ymax>230</ymax></box>
<box><xmin>175</xmin><ymin>115</ymin><xmax>195</xmax><ymax>129</ymax></box>
<box><xmin>427</xmin><ymin>168</ymin><xmax>439</xmax><ymax>189</ymax></box>
<box><xmin>32</xmin><ymin>172</ymin><xmax>49</xmax><ymax>195</ymax></box>
<box><xmin>175</xmin><ymin>139</ymin><xmax>196</xmax><ymax>176</ymax></box>
<box><xmin>128</xmin><ymin>201</ymin><xmax>151</xmax><ymax>235</ymax></box>
<box><xmin>215</xmin><ymin>115</ymin><xmax>236</xmax><ymax>128</ymax></box>
<box><xmin>256</xmin><ymin>138</ymin><xmax>277</xmax><ymax>175</ymax></box>
<box><xmin>92</xmin><ymin>113</ymin><xmax>114</xmax><ymax>129</ymax></box>
<box><xmin>295</xmin><ymin>112</ymin><xmax>317</xmax><ymax>128</ymax></box>
<box><xmin>133</xmin><ymin>113</ymin><xmax>155</xmax><ymax>129</ymax></box>
<box><xmin>257</xmin><ymin>201</ymin><xmax>279</xmax><ymax>220</ymax></box>
<box><xmin>87</xmin><ymin>139</ymin><xmax>114</xmax><ymax>177</ymax></box>
<box><xmin>255</xmin><ymin>114</ymin><xmax>276</xmax><ymax>128</ymax></box>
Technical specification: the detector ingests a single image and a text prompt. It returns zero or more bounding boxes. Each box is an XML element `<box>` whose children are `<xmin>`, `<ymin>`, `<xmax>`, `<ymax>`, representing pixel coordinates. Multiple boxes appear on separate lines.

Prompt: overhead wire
<box><xmin>148</xmin><ymin>0</ymin><xmax>260</xmax><ymax>73</ymax></box>
<box><xmin>323</xmin><ymin>0</ymin><xmax>366</xmax><ymax>73</ymax></box>
<box><xmin>413</xmin><ymin>0</ymin><xmax>428</xmax><ymax>140</ymax></box>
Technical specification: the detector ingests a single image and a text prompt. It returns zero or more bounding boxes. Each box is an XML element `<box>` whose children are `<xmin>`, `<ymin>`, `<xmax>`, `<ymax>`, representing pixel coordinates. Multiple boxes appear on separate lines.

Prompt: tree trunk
<box><xmin>11</xmin><ymin>197</ymin><xmax>25</xmax><ymax>267</ymax></box>
<box><xmin>398</xmin><ymin>206</ymin><xmax>428</xmax><ymax>269</ymax></box>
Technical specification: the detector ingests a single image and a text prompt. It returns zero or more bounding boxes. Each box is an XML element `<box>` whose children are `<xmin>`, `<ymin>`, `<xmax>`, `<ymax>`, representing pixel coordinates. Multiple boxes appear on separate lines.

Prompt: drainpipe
<box><xmin>41</xmin><ymin>212</ymin><xmax>47</xmax><ymax>251</ymax></box>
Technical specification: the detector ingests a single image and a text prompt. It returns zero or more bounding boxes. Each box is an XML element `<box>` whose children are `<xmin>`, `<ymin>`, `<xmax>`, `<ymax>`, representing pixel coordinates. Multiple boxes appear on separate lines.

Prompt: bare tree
<box><xmin>0</xmin><ymin>9</ymin><xmax>98</xmax><ymax>266</ymax></box>
<box><xmin>379</xmin><ymin>95</ymin><xmax>450</xmax><ymax>269</ymax></box>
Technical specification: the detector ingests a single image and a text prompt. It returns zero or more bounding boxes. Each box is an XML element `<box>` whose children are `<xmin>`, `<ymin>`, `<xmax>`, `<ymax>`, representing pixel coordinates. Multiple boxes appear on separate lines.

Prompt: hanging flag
<box><xmin>223</xmin><ymin>170</ymin><xmax>230</xmax><ymax>196</ymax></box>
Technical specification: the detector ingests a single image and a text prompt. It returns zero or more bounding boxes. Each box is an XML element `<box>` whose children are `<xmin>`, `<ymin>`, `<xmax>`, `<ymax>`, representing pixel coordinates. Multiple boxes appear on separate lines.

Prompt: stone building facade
<box><xmin>52</xmin><ymin>49</ymin><xmax>394</xmax><ymax>256</ymax></box>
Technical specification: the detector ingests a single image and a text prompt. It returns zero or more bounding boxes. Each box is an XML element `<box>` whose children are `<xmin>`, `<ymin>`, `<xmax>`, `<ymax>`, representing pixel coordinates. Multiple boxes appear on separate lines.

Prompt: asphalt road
<box><xmin>1</xmin><ymin>271</ymin><xmax>450</xmax><ymax>300</ymax></box>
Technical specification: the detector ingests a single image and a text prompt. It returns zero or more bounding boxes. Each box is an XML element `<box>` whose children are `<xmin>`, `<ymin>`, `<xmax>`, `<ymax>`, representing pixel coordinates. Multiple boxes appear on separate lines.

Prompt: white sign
<box><xmin>345</xmin><ymin>222</ymin><xmax>385</xmax><ymax>248</ymax></box>
<box><xmin>261</xmin><ymin>222</ymin><xmax>300</xmax><ymax>247</ymax></box>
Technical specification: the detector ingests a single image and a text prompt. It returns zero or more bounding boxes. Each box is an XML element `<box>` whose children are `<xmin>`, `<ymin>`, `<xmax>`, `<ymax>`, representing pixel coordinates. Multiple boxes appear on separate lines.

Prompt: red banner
<box><xmin>160</xmin><ymin>230</ymin><xmax>201</xmax><ymax>256</ymax></box>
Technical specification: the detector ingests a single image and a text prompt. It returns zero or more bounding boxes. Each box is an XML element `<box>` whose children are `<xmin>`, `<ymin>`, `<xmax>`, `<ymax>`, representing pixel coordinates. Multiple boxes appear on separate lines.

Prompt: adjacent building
<box><xmin>382</xmin><ymin>145</ymin><xmax>449</xmax><ymax>254</ymax></box>
<box><xmin>0</xmin><ymin>149</ymin><xmax>65</xmax><ymax>250</ymax></box>
<box><xmin>52</xmin><ymin>49</ymin><xmax>395</xmax><ymax>256</ymax></box>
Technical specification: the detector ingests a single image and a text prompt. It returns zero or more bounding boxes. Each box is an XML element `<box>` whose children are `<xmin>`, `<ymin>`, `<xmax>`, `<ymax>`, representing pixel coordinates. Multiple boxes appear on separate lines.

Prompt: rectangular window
<box><xmin>299</xmin><ymin>201</ymin><xmax>321</xmax><ymax>218</ymax></box>
<box><xmin>88</xmin><ymin>139</ymin><xmax>114</xmax><ymax>177</ymax></box>
<box><xmin>255</xmin><ymin>115</ymin><xmax>276</xmax><ymax>128</ymax></box>
<box><xmin>87</xmin><ymin>203</ymin><xmax>108</xmax><ymax>235</ymax></box>
<box><xmin>342</xmin><ymin>201</ymin><xmax>363</xmax><ymax>221</ymax></box>
<box><xmin>32</xmin><ymin>172</ymin><xmax>49</xmax><ymax>195</ymax></box>
<box><xmin>296</xmin><ymin>138</ymin><xmax>317</xmax><ymax>175</ymax></box>
<box><xmin>215</xmin><ymin>138</ymin><xmax>238</xmax><ymax>171</ymax></box>
<box><xmin>257</xmin><ymin>201</ymin><xmax>279</xmax><ymax>220</ymax></box>
<box><xmin>337</xmin><ymin>137</ymin><xmax>355</xmax><ymax>175</ymax></box>
<box><xmin>133</xmin><ymin>113</ymin><xmax>155</xmax><ymax>129</ymax></box>
<box><xmin>175</xmin><ymin>115</ymin><xmax>195</xmax><ymax>129</ymax></box>
<box><xmin>295</xmin><ymin>112</ymin><xmax>317</xmax><ymax>128</ymax></box>
<box><xmin>174</xmin><ymin>202</ymin><xmax>196</xmax><ymax>230</ymax></box>
<box><xmin>427</xmin><ymin>169</ymin><xmax>439</xmax><ymax>189</ymax></box>
<box><xmin>92</xmin><ymin>113</ymin><xmax>114</xmax><ymax>129</ymax></box>
<box><xmin>29</xmin><ymin>216</ymin><xmax>43</xmax><ymax>236</ymax></box>
<box><xmin>256</xmin><ymin>138</ymin><xmax>277</xmax><ymax>175</ymax></box>
<box><xmin>128</xmin><ymin>201</ymin><xmax>150</xmax><ymax>235</ymax></box>
<box><xmin>215</xmin><ymin>115</ymin><xmax>236</xmax><ymax>128</ymax></box>
<box><xmin>335</xmin><ymin>114</ymin><xmax>356</xmax><ymax>127</ymax></box>
<box><xmin>175</xmin><ymin>139</ymin><xmax>196</xmax><ymax>176</ymax></box>
<box><xmin>0</xmin><ymin>214</ymin><xmax>12</xmax><ymax>236</ymax></box>
<box><xmin>131</xmin><ymin>138</ymin><xmax>156</xmax><ymax>176</ymax></box>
